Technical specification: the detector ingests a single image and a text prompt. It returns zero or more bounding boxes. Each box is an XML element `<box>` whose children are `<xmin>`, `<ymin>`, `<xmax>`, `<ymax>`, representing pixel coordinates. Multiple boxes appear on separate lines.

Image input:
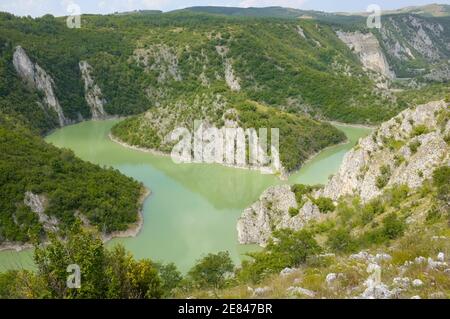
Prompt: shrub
<box><xmin>409</xmin><ymin>140</ymin><xmax>421</xmax><ymax>154</ymax></box>
<box><xmin>238</xmin><ymin>229</ymin><xmax>321</xmax><ymax>283</ymax></box>
<box><xmin>388</xmin><ymin>184</ymin><xmax>410</xmax><ymax>208</ymax></box>
<box><xmin>360</xmin><ymin>199</ymin><xmax>385</xmax><ymax>225</ymax></box>
<box><xmin>289</xmin><ymin>207</ymin><xmax>299</xmax><ymax>217</ymax></box>
<box><xmin>313</xmin><ymin>197</ymin><xmax>335</xmax><ymax>213</ymax></box>
<box><xmin>187</xmin><ymin>252</ymin><xmax>234</xmax><ymax>289</ymax></box>
<box><xmin>382</xmin><ymin>213</ymin><xmax>406</xmax><ymax>240</ymax></box>
<box><xmin>376</xmin><ymin>165</ymin><xmax>391</xmax><ymax>189</ymax></box>
<box><xmin>410</xmin><ymin>125</ymin><xmax>429</xmax><ymax>137</ymax></box>
<box><xmin>327</xmin><ymin>228</ymin><xmax>358</xmax><ymax>254</ymax></box>
<box><xmin>433</xmin><ymin>166</ymin><xmax>450</xmax><ymax>202</ymax></box>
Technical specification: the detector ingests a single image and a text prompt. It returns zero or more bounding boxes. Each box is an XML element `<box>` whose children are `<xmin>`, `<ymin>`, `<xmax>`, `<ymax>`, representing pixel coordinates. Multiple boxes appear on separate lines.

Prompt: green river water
<box><xmin>0</xmin><ymin>120</ymin><xmax>371</xmax><ymax>272</ymax></box>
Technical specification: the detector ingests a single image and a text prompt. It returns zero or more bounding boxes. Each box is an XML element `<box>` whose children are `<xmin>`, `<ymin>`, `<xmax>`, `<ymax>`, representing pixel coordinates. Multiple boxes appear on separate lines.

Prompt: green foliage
<box><xmin>381</xmin><ymin>213</ymin><xmax>406</xmax><ymax>240</ymax></box>
<box><xmin>433</xmin><ymin>166</ymin><xmax>450</xmax><ymax>202</ymax></box>
<box><xmin>327</xmin><ymin>228</ymin><xmax>358</xmax><ymax>254</ymax></box>
<box><xmin>156</xmin><ymin>262</ymin><xmax>183</xmax><ymax>297</ymax></box>
<box><xmin>387</xmin><ymin>184</ymin><xmax>410</xmax><ymax>208</ymax></box>
<box><xmin>313</xmin><ymin>197</ymin><xmax>335</xmax><ymax>213</ymax></box>
<box><xmin>0</xmin><ymin>114</ymin><xmax>142</xmax><ymax>243</ymax></box>
<box><xmin>376</xmin><ymin>165</ymin><xmax>392</xmax><ymax>189</ymax></box>
<box><xmin>360</xmin><ymin>199</ymin><xmax>385</xmax><ymax>225</ymax></box>
<box><xmin>291</xmin><ymin>184</ymin><xmax>316</xmax><ymax>207</ymax></box>
<box><xmin>33</xmin><ymin>227</ymin><xmax>163</xmax><ymax>299</ymax></box>
<box><xmin>187</xmin><ymin>251</ymin><xmax>234</xmax><ymax>289</ymax></box>
<box><xmin>288</xmin><ymin>207</ymin><xmax>299</xmax><ymax>217</ymax></box>
<box><xmin>239</xmin><ymin>229</ymin><xmax>321</xmax><ymax>283</ymax></box>
<box><xmin>410</xmin><ymin>125</ymin><xmax>429</xmax><ymax>137</ymax></box>
<box><xmin>409</xmin><ymin>140</ymin><xmax>421</xmax><ymax>154</ymax></box>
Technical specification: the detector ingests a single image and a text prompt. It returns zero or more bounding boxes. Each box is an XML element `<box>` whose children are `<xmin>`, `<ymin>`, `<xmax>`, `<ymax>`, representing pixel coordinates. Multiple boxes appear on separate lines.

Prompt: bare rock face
<box><xmin>23</xmin><ymin>192</ymin><xmax>58</xmax><ymax>232</ymax></box>
<box><xmin>215</xmin><ymin>45</ymin><xmax>241</xmax><ymax>92</ymax></box>
<box><xmin>133</xmin><ymin>45</ymin><xmax>182</xmax><ymax>83</ymax></box>
<box><xmin>336</xmin><ymin>31</ymin><xmax>395</xmax><ymax>79</ymax></box>
<box><xmin>13</xmin><ymin>46</ymin><xmax>66</xmax><ymax>126</ymax></box>
<box><xmin>321</xmin><ymin>100</ymin><xmax>449</xmax><ymax>202</ymax></box>
<box><xmin>237</xmin><ymin>185</ymin><xmax>321</xmax><ymax>246</ymax></box>
<box><xmin>79</xmin><ymin>61</ymin><xmax>107</xmax><ymax>119</ymax></box>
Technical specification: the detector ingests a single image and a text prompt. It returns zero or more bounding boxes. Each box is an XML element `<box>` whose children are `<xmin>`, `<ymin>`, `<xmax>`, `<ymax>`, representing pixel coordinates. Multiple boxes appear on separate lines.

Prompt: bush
<box><xmin>409</xmin><ymin>140</ymin><xmax>421</xmax><ymax>154</ymax></box>
<box><xmin>289</xmin><ymin>207</ymin><xmax>299</xmax><ymax>217</ymax></box>
<box><xmin>187</xmin><ymin>251</ymin><xmax>234</xmax><ymax>289</ymax></box>
<box><xmin>313</xmin><ymin>197</ymin><xmax>335</xmax><ymax>213</ymax></box>
<box><xmin>433</xmin><ymin>166</ymin><xmax>450</xmax><ymax>202</ymax></box>
<box><xmin>360</xmin><ymin>199</ymin><xmax>385</xmax><ymax>225</ymax></box>
<box><xmin>382</xmin><ymin>213</ymin><xmax>406</xmax><ymax>240</ymax></box>
<box><xmin>376</xmin><ymin>165</ymin><xmax>391</xmax><ymax>189</ymax></box>
<box><xmin>388</xmin><ymin>184</ymin><xmax>410</xmax><ymax>208</ymax></box>
<box><xmin>239</xmin><ymin>229</ymin><xmax>321</xmax><ymax>283</ymax></box>
<box><xmin>327</xmin><ymin>228</ymin><xmax>358</xmax><ymax>254</ymax></box>
<box><xmin>410</xmin><ymin>125</ymin><xmax>429</xmax><ymax>137</ymax></box>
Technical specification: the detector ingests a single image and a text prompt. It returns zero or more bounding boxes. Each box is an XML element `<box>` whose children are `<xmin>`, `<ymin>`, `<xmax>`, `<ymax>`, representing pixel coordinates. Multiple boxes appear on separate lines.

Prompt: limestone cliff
<box><xmin>79</xmin><ymin>61</ymin><xmax>107</xmax><ymax>120</ymax></box>
<box><xmin>12</xmin><ymin>46</ymin><xmax>67</xmax><ymax>126</ymax></box>
<box><xmin>321</xmin><ymin>100</ymin><xmax>449</xmax><ymax>202</ymax></box>
<box><xmin>237</xmin><ymin>185</ymin><xmax>322</xmax><ymax>246</ymax></box>
<box><xmin>238</xmin><ymin>100</ymin><xmax>449</xmax><ymax>245</ymax></box>
<box><xmin>336</xmin><ymin>31</ymin><xmax>395</xmax><ymax>79</ymax></box>
<box><xmin>23</xmin><ymin>191</ymin><xmax>58</xmax><ymax>232</ymax></box>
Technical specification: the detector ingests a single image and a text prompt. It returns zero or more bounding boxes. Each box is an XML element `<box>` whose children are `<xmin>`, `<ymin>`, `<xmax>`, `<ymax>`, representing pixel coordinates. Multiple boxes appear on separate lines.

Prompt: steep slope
<box><xmin>238</xmin><ymin>100</ymin><xmax>449</xmax><ymax>245</ymax></box>
<box><xmin>0</xmin><ymin>113</ymin><xmax>144</xmax><ymax>246</ymax></box>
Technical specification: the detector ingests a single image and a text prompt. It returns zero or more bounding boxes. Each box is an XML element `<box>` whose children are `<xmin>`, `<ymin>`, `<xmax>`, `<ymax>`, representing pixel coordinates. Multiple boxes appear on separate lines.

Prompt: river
<box><xmin>0</xmin><ymin>120</ymin><xmax>371</xmax><ymax>272</ymax></box>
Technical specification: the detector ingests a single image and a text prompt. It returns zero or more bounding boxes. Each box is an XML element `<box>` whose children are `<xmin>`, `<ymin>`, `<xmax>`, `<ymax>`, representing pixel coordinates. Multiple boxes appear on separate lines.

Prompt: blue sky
<box><xmin>0</xmin><ymin>0</ymin><xmax>449</xmax><ymax>17</ymax></box>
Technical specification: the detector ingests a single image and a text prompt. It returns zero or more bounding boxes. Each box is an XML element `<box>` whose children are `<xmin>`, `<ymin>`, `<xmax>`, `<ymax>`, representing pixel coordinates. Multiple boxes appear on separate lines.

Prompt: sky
<box><xmin>0</xmin><ymin>0</ymin><xmax>449</xmax><ymax>17</ymax></box>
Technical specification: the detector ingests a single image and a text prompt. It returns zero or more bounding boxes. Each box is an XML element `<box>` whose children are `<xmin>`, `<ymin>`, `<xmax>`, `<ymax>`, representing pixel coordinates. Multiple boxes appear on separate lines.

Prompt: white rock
<box><xmin>427</xmin><ymin>257</ymin><xmax>448</xmax><ymax>270</ymax></box>
<box><xmin>437</xmin><ymin>252</ymin><xmax>445</xmax><ymax>262</ymax></box>
<box><xmin>280</xmin><ymin>267</ymin><xmax>296</xmax><ymax>276</ymax></box>
<box><xmin>326</xmin><ymin>273</ymin><xmax>337</xmax><ymax>285</ymax></box>
<box><xmin>13</xmin><ymin>46</ymin><xmax>66</xmax><ymax>126</ymax></box>
<box><xmin>411</xmin><ymin>295</ymin><xmax>421</xmax><ymax>299</ymax></box>
<box><xmin>412</xmin><ymin>279</ymin><xmax>423</xmax><ymax>287</ymax></box>
<box><xmin>79</xmin><ymin>61</ymin><xmax>107</xmax><ymax>119</ymax></box>
<box><xmin>253</xmin><ymin>287</ymin><xmax>271</xmax><ymax>296</ymax></box>
<box><xmin>393</xmin><ymin>277</ymin><xmax>410</xmax><ymax>288</ymax></box>
<box><xmin>286</xmin><ymin>287</ymin><xmax>315</xmax><ymax>298</ymax></box>
<box><xmin>414</xmin><ymin>256</ymin><xmax>426</xmax><ymax>264</ymax></box>
<box><xmin>351</xmin><ymin>251</ymin><xmax>374</xmax><ymax>262</ymax></box>
<box><xmin>361</xmin><ymin>283</ymin><xmax>393</xmax><ymax>299</ymax></box>
<box><xmin>375</xmin><ymin>253</ymin><xmax>392</xmax><ymax>263</ymax></box>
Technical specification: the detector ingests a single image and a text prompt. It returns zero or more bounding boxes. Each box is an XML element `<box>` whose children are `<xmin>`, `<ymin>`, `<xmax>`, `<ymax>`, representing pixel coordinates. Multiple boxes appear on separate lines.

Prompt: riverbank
<box><xmin>0</xmin><ymin>187</ymin><xmax>151</xmax><ymax>253</ymax></box>
<box><xmin>102</xmin><ymin>187</ymin><xmax>151</xmax><ymax>242</ymax></box>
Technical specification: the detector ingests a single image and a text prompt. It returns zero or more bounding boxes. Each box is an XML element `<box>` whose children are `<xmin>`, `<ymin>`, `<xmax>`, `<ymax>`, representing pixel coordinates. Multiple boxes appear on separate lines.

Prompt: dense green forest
<box><xmin>0</xmin><ymin>113</ymin><xmax>143</xmax><ymax>243</ymax></box>
<box><xmin>2</xmin><ymin>10</ymin><xmax>448</xmax><ymax>136</ymax></box>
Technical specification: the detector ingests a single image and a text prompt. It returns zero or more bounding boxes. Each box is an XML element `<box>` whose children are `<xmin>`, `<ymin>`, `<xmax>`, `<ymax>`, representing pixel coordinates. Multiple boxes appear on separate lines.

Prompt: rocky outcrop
<box><xmin>13</xmin><ymin>46</ymin><xmax>67</xmax><ymax>126</ymax></box>
<box><xmin>237</xmin><ymin>185</ymin><xmax>321</xmax><ymax>246</ymax></box>
<box><xmin>216</xmin><ymin>45</ymin><xmax>241</xmax><ymax>91</ymax></box>
<box><xmin>336</xmin><ymin>31</ymin><xmax>395</xmax><ymax>79</ymax></box>
<box><xmin>79</xmin><ymin>61</ymin><xmax>107</xmax><ymax>119</ymax></box>
<box><xmin>321</xmin><ymin>100</ymin><xmax>449</xmax><ymax>202</ymax></box>
<box><xmin>133</xmin><ymin>45</ymin><xmax>182</xmax><ymax>83</ymax></box>
<box><xmin>238</xmin><ymin>100</ymin><xmax>449</xmax><ymax>245</ymax></box>
<box><xmin>23</xmin><ymin>191</ymin><xmax>58</xmax><ymax>232</ymax></box>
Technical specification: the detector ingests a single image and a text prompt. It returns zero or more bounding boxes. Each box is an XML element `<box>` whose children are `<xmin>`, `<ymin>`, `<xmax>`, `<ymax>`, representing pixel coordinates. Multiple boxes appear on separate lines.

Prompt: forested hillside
<box><xmin>0</xmin><ymin>113</ymin><xmax>143</xmax><ymax>244</ymax></box>
<box><xmin>2</xmin><ymin>10</ymin><xmax>448</xmax><ymax>135</ymax></box>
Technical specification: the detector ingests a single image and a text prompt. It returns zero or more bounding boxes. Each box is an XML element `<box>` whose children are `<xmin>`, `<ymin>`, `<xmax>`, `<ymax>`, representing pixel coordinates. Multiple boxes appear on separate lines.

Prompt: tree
<box><xmin>34</xmin><ymin>224</ymin><xmax>108</xmax><ymax>299</ymax></box>
<box><xmin>188</xmin><ymin>251</ymin><xmax>234</xmax><ymax>289</ymax></box>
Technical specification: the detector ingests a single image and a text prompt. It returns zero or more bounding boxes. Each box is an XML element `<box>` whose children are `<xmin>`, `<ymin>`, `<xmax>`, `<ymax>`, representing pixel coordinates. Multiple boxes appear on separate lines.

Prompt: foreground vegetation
<box><xmin>1</xmin><ymin>166</ymin><xmax>448</xmax><ymax>299</ymax></box>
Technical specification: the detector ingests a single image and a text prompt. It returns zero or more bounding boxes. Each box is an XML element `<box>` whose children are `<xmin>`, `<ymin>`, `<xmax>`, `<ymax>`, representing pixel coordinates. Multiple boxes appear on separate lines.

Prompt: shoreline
<box><xmin>108</xmin><ymin>133</ymin><xmax>289</xmax><ymax>179</ymax></box>
<box><xmin>328</xmin><ymin>120</ymin><xmax>378</xmax><ymax>130</ymax></box>
<box><xmin>0</xmin><ymin>187</ymin><xmax>151</xmax><ymax>253</ymax></box>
